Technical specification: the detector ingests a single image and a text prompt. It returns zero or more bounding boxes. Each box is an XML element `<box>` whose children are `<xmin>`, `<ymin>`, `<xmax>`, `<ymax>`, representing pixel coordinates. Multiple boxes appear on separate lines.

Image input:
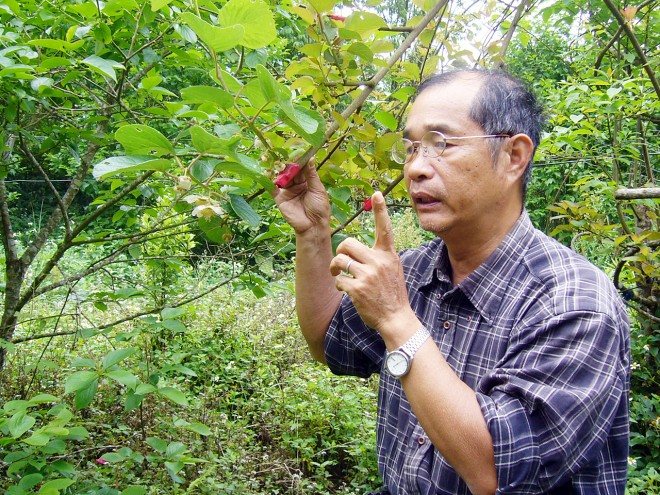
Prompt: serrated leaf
<box><xmin>92</xmin><ymin>156</ymin><xmax>172</xmax><ymax>180</ymax></box>
<box><xmin>102</xmin><ymin>348</ymin><xmax>136</xmax><ymax>370</ymax></box>
<box><xmin>166</xmin><ymin>441</ymin><xmax>186</xmax><ymax>458</ymax></box>
<box><xmin>229</xmin><ymin>194</ymin><xmax>261</xmax><ymax>227</ymax></box>
<box><xmin>158</xmin><ymin>387</ymin><xmax>189</xmax><ymax>406</ymax></box>
<box><xmin>116</xmin><ymin>125</ymin><xmax>174</xmax><ymax>156</ymax></box>
<box><xmin>9</xmin><ymin>411</ymin><xmax>36</xmax><ymax>438</ymax></box>
<box><xmin>82</xmin><ymin>55</ymin><xmax>124</xmax><ymax>82</ymax></box>
<box><xmin>180</xmin><ymin>12</ymin><xmax>244</xmax><ymax>52</ymax></box>
<box><xmin>218</xmin><ymin>0</ymin><xmax>277</xmax><ymax>49</ymax></box>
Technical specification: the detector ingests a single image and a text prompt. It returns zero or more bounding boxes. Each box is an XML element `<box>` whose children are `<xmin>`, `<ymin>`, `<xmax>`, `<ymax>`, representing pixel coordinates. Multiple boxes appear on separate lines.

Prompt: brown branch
<box><xmin>614</xmin><ymin>187</ymin><xmax>660</xmax><ymax>200</ymax></box>
<box><xmin>497</xmin><ymin>0</ymin><xmax>531</xmax><ymax>68</ymax></box>
<box><xmin>594</xmin><ymin>25</ymin><xmax>623</xmax><ymax>72</ymax></box>
<box><xmin>601</xmin><ymin>0</ymin><xmax>660</xmax><ymax>100</ymax></box>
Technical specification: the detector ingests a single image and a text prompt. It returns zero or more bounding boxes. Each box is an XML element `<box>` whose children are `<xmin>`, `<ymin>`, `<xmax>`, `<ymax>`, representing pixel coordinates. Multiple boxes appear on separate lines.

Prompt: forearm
<box><xmin>402</xmin><ymin>341</ymin><xmax>497</xmax><ymax>495</ymax></box>
<box><xmin>295</xmin><ymin>224</ymin><xmax>343</xmax><ymax>363</ymax></box>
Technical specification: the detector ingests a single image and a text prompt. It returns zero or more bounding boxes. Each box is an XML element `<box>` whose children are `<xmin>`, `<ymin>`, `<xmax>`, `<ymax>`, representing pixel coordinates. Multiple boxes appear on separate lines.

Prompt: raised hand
<box><xmin>271</xmin><ymin>163</ymin><xmax>331</xmax><ymax>235</ymax></box>
<box><xmin>330</xmin><ymin>192</ymin><xmax>418</xmax><ymax>343</ymax></box>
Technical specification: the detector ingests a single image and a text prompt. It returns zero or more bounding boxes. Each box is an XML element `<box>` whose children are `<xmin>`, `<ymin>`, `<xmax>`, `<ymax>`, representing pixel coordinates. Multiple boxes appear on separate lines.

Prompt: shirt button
<box><xmin>418</xmin><ymin>436</ymin><xmax>426</xmax><ymax>445</ymax></box>
<box><xmin>443</xmin><ymin>321</ymin><xmax>452</xmax><ymax>330</ymax></box>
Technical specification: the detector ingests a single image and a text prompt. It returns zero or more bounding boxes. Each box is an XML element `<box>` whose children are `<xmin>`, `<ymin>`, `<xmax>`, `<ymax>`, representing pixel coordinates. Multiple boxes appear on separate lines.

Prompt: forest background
<box><xmin>0</xmin><ymin>0</ymin><xmax>658</xmax><ymax>493</ymax></box>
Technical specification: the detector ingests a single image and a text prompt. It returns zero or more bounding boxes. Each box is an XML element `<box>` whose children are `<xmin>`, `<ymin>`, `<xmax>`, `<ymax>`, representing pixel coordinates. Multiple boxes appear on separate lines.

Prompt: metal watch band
<box><xmin>400</xmin><ymin>325</ymin><xmax>431</xmax><ymax>358</ymax></box>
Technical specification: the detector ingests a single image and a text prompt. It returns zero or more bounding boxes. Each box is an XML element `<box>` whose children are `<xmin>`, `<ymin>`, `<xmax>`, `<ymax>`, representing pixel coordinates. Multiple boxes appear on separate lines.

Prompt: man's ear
<box><xmin>503</xmin><ymin>133</ymin><xmax>534</xmax><ymax>181</ymax></box>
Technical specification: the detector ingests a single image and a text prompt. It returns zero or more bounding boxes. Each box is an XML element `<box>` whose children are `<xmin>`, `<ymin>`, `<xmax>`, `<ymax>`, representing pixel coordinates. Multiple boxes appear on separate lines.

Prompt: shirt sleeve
<box><xmin>324</xmin><ymin>293</ymin><xmax>386</xmax><ymax>378</ymax></box>
<box><xmin>475</xmin><ymin>309</ymin><xmax>629</xmax><ymax>493</ymax></box>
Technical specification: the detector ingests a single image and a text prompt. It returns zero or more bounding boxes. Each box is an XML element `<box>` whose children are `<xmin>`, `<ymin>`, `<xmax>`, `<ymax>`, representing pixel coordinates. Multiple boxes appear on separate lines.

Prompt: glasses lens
<box><xmin>422</xmin><ymin>131</ymin><xmax>446</xmax><ymax>158</ymax></box>
<box><xmin>391</xmin><ymin>139</ymin><xmax>413</xmax><ymax>164</ymax></box>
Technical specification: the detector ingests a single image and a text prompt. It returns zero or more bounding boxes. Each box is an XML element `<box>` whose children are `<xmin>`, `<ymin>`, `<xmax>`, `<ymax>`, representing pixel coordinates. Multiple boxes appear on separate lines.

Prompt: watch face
<box><xmin>386</xmin><ymin>351</ymin><xmax>410</xmax><ymax>377</ymax></box>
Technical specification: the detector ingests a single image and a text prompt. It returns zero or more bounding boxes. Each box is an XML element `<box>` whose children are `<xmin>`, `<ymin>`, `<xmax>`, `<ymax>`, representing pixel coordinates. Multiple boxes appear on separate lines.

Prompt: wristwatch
<box><xmin>384</xmin><ymin>326</ymin><xmax>431</xmax><ymax>378</ymax></box>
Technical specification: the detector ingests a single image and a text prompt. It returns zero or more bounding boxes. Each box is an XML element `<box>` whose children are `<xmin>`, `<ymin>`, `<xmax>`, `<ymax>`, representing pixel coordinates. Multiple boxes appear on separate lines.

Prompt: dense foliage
<box><xmin>0</xmin><ymin>0</ymin><xmax>658</xmax><ymax>493</ymax></box>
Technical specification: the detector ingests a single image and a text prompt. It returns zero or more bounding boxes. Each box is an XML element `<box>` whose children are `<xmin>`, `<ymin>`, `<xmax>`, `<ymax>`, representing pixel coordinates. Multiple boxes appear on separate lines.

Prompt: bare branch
<box><xmin>614</xmin><ymin>187</ymin><xmax>660</xmax><ymax>200</ymax></box>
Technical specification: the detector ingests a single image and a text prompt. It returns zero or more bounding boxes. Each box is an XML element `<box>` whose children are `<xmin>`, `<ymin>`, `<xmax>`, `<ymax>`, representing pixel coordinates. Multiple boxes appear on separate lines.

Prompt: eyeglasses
<box><xmin>391</xmin><ymin>131</ymin><xmax>511</xmax><ymax>164</ymax></box>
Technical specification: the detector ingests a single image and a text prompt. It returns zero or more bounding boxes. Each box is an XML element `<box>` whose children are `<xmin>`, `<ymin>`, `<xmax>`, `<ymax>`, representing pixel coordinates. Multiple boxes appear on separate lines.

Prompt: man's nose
<box><xmin>405</xmin><ymin>147</ymin><xmax>436</xmax><ymax>180</ymax></box>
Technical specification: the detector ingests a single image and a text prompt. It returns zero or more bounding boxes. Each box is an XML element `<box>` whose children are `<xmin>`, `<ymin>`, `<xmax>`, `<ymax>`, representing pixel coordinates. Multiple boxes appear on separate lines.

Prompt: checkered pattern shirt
<box><xmin>325</xmin><ymin>212</ymin><xmax>630</xmax><ymax>494</ymax></box>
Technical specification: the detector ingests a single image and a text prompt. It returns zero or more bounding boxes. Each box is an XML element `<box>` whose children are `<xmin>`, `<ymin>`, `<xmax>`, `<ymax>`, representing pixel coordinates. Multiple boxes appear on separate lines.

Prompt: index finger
<box><xmin>372</xmin><ymin>191</ymin><xmax>395</xmax><ymax>252</ymax></box>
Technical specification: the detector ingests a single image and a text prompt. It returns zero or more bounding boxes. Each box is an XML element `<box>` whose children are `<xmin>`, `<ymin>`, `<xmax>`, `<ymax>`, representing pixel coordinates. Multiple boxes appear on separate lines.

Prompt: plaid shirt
<box><xmin>325</xmin><ymin>212</ymin><xmax>630</xmax><ymax>494</ymax></box>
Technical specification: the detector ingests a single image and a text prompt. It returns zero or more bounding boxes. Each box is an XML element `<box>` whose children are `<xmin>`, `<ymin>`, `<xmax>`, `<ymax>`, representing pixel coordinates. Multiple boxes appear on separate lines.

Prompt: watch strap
<box><xmin>400</xmin><ymin>325</ymin><xmax>431</xmax><ymax>358</ymax></box>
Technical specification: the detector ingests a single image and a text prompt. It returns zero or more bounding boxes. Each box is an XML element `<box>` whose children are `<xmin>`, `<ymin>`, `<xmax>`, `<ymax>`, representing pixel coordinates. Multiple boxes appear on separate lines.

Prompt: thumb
<box><xmin>372</xmin><ymin>191</ymin><xmax>395</xmax><ymax>252</ymax></box>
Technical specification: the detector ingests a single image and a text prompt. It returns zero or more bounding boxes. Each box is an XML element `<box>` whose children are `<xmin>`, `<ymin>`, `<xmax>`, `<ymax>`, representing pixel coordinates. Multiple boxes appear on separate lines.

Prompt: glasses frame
<box><xmin>391</xmin><ymin>130</ymin><xmax>511</xmax><ymax>164</ymax></box>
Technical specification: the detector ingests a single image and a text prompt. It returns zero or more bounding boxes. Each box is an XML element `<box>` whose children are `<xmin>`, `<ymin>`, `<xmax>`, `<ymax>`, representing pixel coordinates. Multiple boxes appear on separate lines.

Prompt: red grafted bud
<box><xmin>363</xmin><ymin>198</ymin><xmax>373</xmax><ymax>211</ymax></box>
<box><xmin>274</xmin><ymin>163</ymin><xmax>302</xmax><ymax>188</ymax></box>
<box><xmin>328</xmin><ymin>14</ymin><xmax>346</xmax><ymax>21</ymax></box>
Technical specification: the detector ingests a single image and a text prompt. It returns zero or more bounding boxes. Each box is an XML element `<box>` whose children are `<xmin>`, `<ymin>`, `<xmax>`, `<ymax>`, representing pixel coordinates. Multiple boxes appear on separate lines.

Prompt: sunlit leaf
<box><xmin>116</xmin><ymin>125</ymin><xmax>174</xmax><ymax>156</ymax></box>
<box><xmin>218</xmin><ymin>0</ymin><xmax>277</xmax><ymax>49</ymax></box>
<box><xmin>180</xmin><ymin>12</ymin><xmax>244</xmax><ymax>52</ymax></box>
<box><xmin>93</xmin><ymin>156</ymin><xmax>172</xmax><ymax>180</ymax></box>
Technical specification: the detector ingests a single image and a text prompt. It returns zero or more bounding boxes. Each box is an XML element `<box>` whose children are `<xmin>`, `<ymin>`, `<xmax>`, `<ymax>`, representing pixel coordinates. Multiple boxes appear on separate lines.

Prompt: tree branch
<box><xmin>601</xmin><ymin>0</ymin><xmax>660</xmax><ymax>100</ymax></box>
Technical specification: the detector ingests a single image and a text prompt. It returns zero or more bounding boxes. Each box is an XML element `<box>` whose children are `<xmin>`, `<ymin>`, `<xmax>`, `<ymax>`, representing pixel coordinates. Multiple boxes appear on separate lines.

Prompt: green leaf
<box><xmin>82</xmin><ymin>55</ymin><xmax>124</xmax><ymax>82</ymax></box>
<box><xmin>166</xmin><ymin>441</ymin><xmax>187</xmax><ymax>458</ymax></box>
<box><xmin>180</xmin><ymin>86</ymin><xmax>234</xmax><ymax>109</ymax></box>
<box><xmin>228</xmin><ymin>194</ymin><xmax>261</xmax><ymax>227</ymax></box>
<box><xmin>374</xmin><ymin>111</ymin><xmax>398</xmax><ymax>132</ymax></box>
<box><xmin>256</xmin><ymin>64</ymin><xmax>290</xmax><ymax>103</ymax></box>
<box><xmin>161</xmin><ymin>319</ymin><xmax>187</xmax><ymax>333</ymax></box>
<box><xmin>28</xmin><ymin>394</ymin><xmax>60</xmax><ymax>405</ymax></box>
<box><xmin>121</xmin><ymin>486</ymin><xmax>147</xmax><ymax>495</ymax></box>
<box><xmin>106</xmin><ymin>370</ymin><xmax>139</xmax><ymax>389</ymax></box>
<box><xmin>151</xmin><ymin>0</ymin><xmax>174</xmax><ymax>11</ymax></box>
<box><xmin>146</xmin><ymin>436</ymin><xmax>168</xmax><ymax>453</ymax></box>
<box><xmin>344</xmin><ymin>11</ymin><xmax>386</xmax><ymax>39</ymax></box>
<box><xmin>115</xmin><ymin>125</ymin><xmax>174</xmax><ymax>156</ymax></box>
<box><xmin>180</xmin><ymin>12</ymin><xmax>244</xmax><ymax>52</ymax></box>
<box><xmin>101</xmin><ymin>452</ymin><xmax>125</xmax><ymax>463</ymax></box>
<box><xmin>22</xmin><ymin>431</ymin><xmax>50</xmax><ymax>446</ymax></box>
<box><xmin>37</xmin><ymin>478</ymin><xmax>74</xmax><ymax>494</ymax></box>
<box><xmin>64</xmin><ymin>371</ymin><xmax>98</xmax><ymax>394</ymax></box>
<box><xmin>102</xmin><ymin>348</ymin><xmax>136</xmax><ymax>370</ymax></box>
<box><xmin>186</xmin><ymin>422</ymin><xmax>212</xmax><ymax>436</ymax></box>
<box><xmin>124</xmin><ymin>390</ymin><xmax>144</xmax><ymax>412</ymax></box>
<box><xmin>18</xmin><ymin>473</ymin><xmax>43</xmax><ymax>490</ymax></box>
<box><xmin>308</xmin><ymin>0</ymin><xmax>336</xmax><ymax>13</ymax></box>
<box><xmin>93</xmin><ymin>156</ymin><xmax>172</xmax><ymax>180</ymax></box>
<box><xmin>161</xmin><ymin>307</ymin><xmax>186</xmax><ymax>319</ymax></box>
<box><xmin>279</xmin><ymin>104</ymin><xmax>325</xmax><ymax>146</ymax></box>
<box><xmin>347</xmin><ymin>41</ymin><xmax>373</xmax><ymax>62</ymax></box>
<box><xmin>9</xmin><ymin>411</ymin><xmax>36</xmax><ymax>438</ymax></box>
<box><xmin>218</xmin><ymin>0</ymin><xmax>277</xmax><ymax>49</ymax></box>
<box><xmin>74</xmin><ymin>379</ymin><xmax>99</xmax><ymax>409</ymax></box>
<box><xmin>189</xmin><ymin>126</ymin><xmax>232</xmax><ymax>154</ymax></box>
<box><xmin>198</xmin><ymin>217</ymin><xmax>231</xmax><ymax>243</ymax></box>
<box><xmin>27</xmin><ymin>39</ymin><xmax>86</xmax><ymax>52</ymax></box>
<box><xmin>158</xmin><ymin>387</ymin><xmax>189</xmax><ymax>406</ymax></box>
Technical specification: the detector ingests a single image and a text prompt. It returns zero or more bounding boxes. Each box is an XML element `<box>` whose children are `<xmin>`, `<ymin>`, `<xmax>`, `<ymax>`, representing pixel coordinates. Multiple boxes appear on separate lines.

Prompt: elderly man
<box><xmin>273</xmin><ymin>69</ymin><xmax>630</xmax><ymax>495</ymax></box>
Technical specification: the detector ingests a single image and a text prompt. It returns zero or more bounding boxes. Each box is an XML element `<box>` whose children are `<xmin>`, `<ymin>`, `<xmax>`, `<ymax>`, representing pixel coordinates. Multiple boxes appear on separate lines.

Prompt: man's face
<box><xmin>403</xmin><ymin>76</ymin><xmax>510</xmax><ymax>240</ymax></box>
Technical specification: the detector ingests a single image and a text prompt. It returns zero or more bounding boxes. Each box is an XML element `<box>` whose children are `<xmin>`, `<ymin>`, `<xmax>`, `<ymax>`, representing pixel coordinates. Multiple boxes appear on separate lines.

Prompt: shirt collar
<box><xmin>414</xmin><ymin>212</ymin><xmax>534</xmax><ymax>324</ymax></box>
<box><xmin>459</xmin><ymin>211</ymin><xmax>535</xmax><ymax>323</ymax></box>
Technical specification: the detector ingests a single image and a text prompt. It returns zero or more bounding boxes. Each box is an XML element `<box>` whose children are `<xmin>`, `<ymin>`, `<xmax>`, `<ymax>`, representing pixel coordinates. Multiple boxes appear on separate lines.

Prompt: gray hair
<box><xmin>416</xmin><ymin>69</ymin><xmax>545</xmax><ymax>200</ymax></box>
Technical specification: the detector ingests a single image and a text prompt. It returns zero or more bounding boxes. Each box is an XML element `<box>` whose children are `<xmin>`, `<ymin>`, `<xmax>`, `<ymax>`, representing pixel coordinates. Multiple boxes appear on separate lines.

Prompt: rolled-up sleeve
<box><xmin>476</xmin><ymin>310</ymin><xmax>628</xmax><ymax>493</ymax></box>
